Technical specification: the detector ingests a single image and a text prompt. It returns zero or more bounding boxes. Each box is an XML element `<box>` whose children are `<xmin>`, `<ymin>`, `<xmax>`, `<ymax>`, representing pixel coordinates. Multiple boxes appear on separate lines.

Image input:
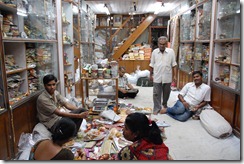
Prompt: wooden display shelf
<box><xmin>80</xmin><ymin>77</ymin><xmax>118</xmax><ymax>111</ymax></box>
<box><xmin>118</xmin><ymin>60</ymin><xmax>150</xmax><ymax>74</ymax></box>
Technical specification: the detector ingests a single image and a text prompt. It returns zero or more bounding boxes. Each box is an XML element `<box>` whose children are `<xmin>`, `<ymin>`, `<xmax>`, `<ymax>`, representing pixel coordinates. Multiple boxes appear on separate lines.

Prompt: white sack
<box><xmin>125</xmin><ymin>73</ymin><xmax>138</xmax><ymax>84</ymax></box>
<box><xmin>136</xmin><ymin>70</ymin><xmax>150</xmax><ymax>78</ymax></box>
<box><xmin>200</xmin><ymin>109</ymin><xmax>232</xmax><ymax>139</ymax></box>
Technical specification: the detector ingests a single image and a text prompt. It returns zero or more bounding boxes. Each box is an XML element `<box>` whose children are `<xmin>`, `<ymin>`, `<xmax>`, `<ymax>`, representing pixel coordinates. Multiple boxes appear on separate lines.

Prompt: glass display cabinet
<box><xmin>0</xmin><ymin>0</ymin><xmax>59</xmax><ymax>107</ymax></box>
<box><xmin>179</xmin><ymin>43</ymin><xmax>194</xmax><ymax>73</ymax></box>
<box><xmin>210</xmin><ymin>0</ymin><xmax>240</xmax><ymax>137</ymax></box>
<box><xmin>62</xmin><ymin>0</ymin><xmax>76</xmax><ymax>97</ymax></box>
<box><xmin>215</xmin><ymin>0</ymin><xmax>240</xmax><ymax>39</ymax></box>
<box><xmin>212</xmin><ymin>0</ymin><xmax>240</xmax><ymax>91</ymax></box>
<box><xmin>0</xmin><ymin>0</ymin><xmax>59</xmax><ymax>159</ymax></box>
<box><xmin>80</xmin><ymin>6</ymin><xmax>95</xmax><ymax>66</ymax></box>
<box><xmin>0</xmin><ymin>32</ymin><xmax>7</xmax><ymax>114</ymax></box>
<box><xmin>196</xmin><ymin>0</ymin><xmax>212</xmax><ymax>41</ymax></box>
<box><xmin>179</xmin><ymin>7</ymin><xmax>195</xmax><ymax>76</ymax></box>
<box><xmin>180</xmin><ymin>9</ymin><xmax>196</xmax><ymax>41</ymax></box>
<box><xmin>193</xmin><ymin>43</ymin><xmax>210</xmax><ymax>81</ymax></box>
<box><xmin>80</xmin><ymin>77</ymin><xmax>119</xmax><ymax>113</ymax></box>
<box><xmin>178</xmin><ymin>0</ymin><xmax>212</xmax><ymax>83</ymax></box>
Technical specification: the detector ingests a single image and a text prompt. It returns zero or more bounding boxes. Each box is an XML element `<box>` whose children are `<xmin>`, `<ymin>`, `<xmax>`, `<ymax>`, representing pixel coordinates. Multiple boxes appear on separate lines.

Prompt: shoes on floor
<box><xmin>159</xmin><ymin>108</ymin><xmax>167</xmax><ymax>114</ymax></box>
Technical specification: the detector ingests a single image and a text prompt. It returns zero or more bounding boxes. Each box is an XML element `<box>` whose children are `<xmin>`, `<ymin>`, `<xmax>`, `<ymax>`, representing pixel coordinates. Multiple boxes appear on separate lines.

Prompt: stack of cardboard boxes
<box><xmin>122</xmin><ymin>43</ymin><xmax>152</xmax><ymax>60</ymax></box>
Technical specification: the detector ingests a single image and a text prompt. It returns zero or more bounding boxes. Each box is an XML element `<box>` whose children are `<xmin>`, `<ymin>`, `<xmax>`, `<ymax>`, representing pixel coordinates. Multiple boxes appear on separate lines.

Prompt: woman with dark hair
<box><xmin>29</xmin><ymin>118</ymin><xmax>86</xmax><ymax>160</ymax></box>
<box><xmin>117</xmin><ymin>113</ymin><xmax>170</xmax><ymax>160</ymax></box>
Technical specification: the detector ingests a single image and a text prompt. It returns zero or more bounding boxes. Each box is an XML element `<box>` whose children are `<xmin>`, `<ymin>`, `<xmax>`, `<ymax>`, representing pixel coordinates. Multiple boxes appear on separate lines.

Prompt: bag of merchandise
<box><xmin>200</xmin><ymin>109</ymin><xmax>232</xmax><ymax>139</ymax></box>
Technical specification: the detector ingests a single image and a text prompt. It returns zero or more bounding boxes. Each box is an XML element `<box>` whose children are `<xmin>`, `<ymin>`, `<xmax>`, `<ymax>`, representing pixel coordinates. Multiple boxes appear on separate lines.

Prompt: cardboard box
<box><xmin>143</xmin><ymin>48</ymin><xmax>152</xmax><ymax>53</ymax></box>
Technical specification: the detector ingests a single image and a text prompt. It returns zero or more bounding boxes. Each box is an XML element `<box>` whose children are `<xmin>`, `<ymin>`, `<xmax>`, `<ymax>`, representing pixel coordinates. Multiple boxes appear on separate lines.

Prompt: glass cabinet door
<box><xmin>196</xmin><ymin>0</ymin><xmax>212</xmax><ymax>40</ymax></box>
<box><xmin>21</xmin><ymin>0</ymin><xmax>56</xmax><ymax>39</ymax></box>
<box><xmin>212</xmin><ymin>41</ymin><xmax>240</xmax><ymax>91</ymax></box>
<box><xmin>0</xmin><ymin>48</ymin><xmax>7</xmax><ymax>113</ymax></box>
<box><xmin>62</xmin><ymin>1</ymin><xmax>75</xmax><ymax>97</ymax></box>
<box><xmin>31</xmin><ymin>42</ymin><xmax>58</xmax><ymax>90</ymax></box>
<box><xmin>180</xmin><ymin>9</ymin><xmax>196</xmax><ymax>41</ymax></box>
<box><xmin>193</xmin><ymin>43</ymin><xmax>210</xmax><ymax>81</ymax></box>
<box><xmin>212</xmin><ymin>0</ymin><xmax>240</xmax><ymax>91</ymax></box>
<box><xmin>216</xmin><ymin>0</ymin><xmax>240</xmax><ymax>39</ymax></box>
<box><xmin>179</xmin><ymin>43</ymin><xmax>194</xmax><ymax>73</ymax></box>
<box><xmin>80</xmin><ymin>7</ymin><xmax>95</xmax><ymax>66</ymax></box>
<box><xmin>1</xmin><ymin>0</ymin><xmax>59</xmax><ymax>107</ymax></box>
<box><xmin>80</xmin><ymin>9</ymin><xmax>89</xmax><ymax>65</ymax></box>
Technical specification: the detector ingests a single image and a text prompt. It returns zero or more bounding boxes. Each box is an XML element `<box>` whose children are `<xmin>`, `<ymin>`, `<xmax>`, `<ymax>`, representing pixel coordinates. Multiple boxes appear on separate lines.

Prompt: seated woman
<box><xmin>118</xmin><ymin>66</ymin><xmax>139</xmax><ymax>98</ymax></box>
<box><xmin>117</xmin><ymin>113</ymin><xmax>171</xmax><ymax>160</ymax></box>
<box><xmin>29</xmin><ymin>118</ymin><xmax>86</xmax><ymax>160</ymax></box>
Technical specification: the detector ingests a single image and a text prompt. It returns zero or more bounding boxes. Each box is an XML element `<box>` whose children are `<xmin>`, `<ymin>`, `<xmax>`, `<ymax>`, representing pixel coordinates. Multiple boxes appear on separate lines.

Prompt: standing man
<box><xmin>160</xmin><ymin>71</ymin><xmax>211</xmax><ymax>122</ymax></box>
<box><xmin>37</xmin><ymin>74</ymin><xmax>89</xmax><ymax>135</ymax></box>
<box><xmin>149</xmin><ymin>36</ymin><xmax>177</xmax><ymax>115</ymax></box>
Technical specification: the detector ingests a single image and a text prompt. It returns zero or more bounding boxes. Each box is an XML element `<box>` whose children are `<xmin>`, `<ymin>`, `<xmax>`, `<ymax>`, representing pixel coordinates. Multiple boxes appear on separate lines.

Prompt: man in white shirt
<box><xmin>149</xmin><ymin>36</ymin><xmax>177</xmax><ymax>115</ymax></box>
<box><xmin>118</xmin><ymin>66</ymin><xmax>139</xmax><ymax>98</ymax></box>
<box><xmin>160</xmin><ymin>71</ymin><xmax>211</xmax><ymax>121</ymax></box>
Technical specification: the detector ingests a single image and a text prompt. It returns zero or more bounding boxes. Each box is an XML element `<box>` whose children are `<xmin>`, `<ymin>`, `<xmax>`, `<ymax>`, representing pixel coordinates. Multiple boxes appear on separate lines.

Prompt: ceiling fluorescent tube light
<box><xmin>17</xmin><ymin>11</ymin><xmax>27</xmax><ymax>16</ymax></box>
<box><xmin>72</xmin><ymin>6</ymin><xmax>79</xmax><ymax>14</ymax></box>
<box><xmin>17</xmin><ymin>8</ymin><xmax>27</xmax><ymax>16</ymax></box>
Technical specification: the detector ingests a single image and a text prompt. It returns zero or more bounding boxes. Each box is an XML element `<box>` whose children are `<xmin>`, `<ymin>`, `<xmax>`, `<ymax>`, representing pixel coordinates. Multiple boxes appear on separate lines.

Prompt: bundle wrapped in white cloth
<box><xmin>200</xmin><ymin>109</ymin><xmax>232</xmax><ymax>139</ymax></box>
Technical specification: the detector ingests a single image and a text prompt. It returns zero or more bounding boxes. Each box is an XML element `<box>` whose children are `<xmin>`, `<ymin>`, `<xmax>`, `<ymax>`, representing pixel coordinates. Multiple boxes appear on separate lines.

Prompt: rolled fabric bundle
<box><xmin>200</xmin><ymin>109</ymin><xmax>232</xmax><ymax>139</ymax></box>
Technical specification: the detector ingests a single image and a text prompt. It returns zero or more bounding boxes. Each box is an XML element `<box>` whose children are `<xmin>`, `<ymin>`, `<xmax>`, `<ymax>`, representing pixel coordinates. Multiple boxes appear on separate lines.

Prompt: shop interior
<box><xmin>0</xmin><ymin>0</ymin><xmax>241</xmax><ymax>160</ymax></box>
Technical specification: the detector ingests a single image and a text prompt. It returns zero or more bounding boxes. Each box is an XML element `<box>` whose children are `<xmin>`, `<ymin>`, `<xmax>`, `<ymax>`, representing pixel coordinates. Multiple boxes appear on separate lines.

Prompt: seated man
<box><xmin>36</xmin><ymin>74</ymin><xmax>89</xmax><ymax>135</ymax></box>
<box><xmin>160</xmin><ymin>71</ymin><xmax>211</xmax><ymax>122</ymax></box>
<box><xmin>118</xmin><ymin>66</ymin><xmax>139</xmax><ymax>98</ymax></box>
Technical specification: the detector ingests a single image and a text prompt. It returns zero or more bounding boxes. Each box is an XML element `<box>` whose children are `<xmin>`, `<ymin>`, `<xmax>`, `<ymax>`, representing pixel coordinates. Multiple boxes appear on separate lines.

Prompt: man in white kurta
<box><xmin>149</xmin><ymin>36</ymin><xmax>177</xmax><ymax>114</ymax></box>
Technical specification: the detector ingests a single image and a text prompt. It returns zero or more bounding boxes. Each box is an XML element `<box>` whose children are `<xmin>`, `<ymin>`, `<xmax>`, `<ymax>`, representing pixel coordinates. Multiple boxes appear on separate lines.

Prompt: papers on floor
<box><xmin>100</xmin><ymin>110</ymin><xmax>121</xmax><ymax>122</ymax></box>
<box><xmin>72</xmin><ymin>142</ymin><xmax>86</xmax><ymax>148</ymax></box>
<box><xmin>156</xmin><ymin>121</ymin><xmax>170</xmax><ymax>127</ymax></box>
<box><xmin>94</xmin><ymin>119</ymin><xmax>113</xmax><ymax>125</ymax></box>
<box><xmin>100</xmin><ymin>140</ymin><xmax>118</xmax><ymax>155</ymax></box>
<box><xmin>117</xmin><ymin>136</ymin><xmax>133</xmax><ymax>148</ymax></box>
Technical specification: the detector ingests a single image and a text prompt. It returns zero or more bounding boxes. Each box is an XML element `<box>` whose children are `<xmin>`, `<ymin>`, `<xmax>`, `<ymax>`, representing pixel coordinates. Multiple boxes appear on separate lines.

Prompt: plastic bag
<box><xmin>126</xmin><ymin>73</ymin><xmax>138</xmax><ymax>84</ymax></box>
<box><xmin>136</xmin><ymin>70</ymin><xmax>150</xmax><ymax>78</ymax></box>
<box><xmin>16</xmin><ymin>133</ymin><xmax>34</xmax><ymax>160</ymax></box>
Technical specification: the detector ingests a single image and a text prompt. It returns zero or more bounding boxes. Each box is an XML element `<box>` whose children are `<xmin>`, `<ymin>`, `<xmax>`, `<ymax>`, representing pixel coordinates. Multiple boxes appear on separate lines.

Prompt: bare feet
<box><xmin>159</xmin><ymin>108</ymin><xmax>167</xmax><ymax>114</ymax></box>
<box><xmin>192</xmin><ymin>115</ymin><xmax>200</xmax><ymax>120</ymax></box>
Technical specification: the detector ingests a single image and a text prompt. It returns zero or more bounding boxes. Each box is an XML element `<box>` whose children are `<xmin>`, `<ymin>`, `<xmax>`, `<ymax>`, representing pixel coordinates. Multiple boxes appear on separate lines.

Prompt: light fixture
<box><xmin>133</xmin><ymin>2</ymin><xmax>136</xmax><ymax>11</ymax></box>
<box><xmin>72</xmin><ymin>5</ymin><xmax>79</xmax><ymax>15</ymax></box>
<box><xmin>17</xmin><ymin>9</ymin><xmax>27</xmax><ymax>17</ymax></box>
<box><xmin>104</xmin><ymin>4</ymin><xmax>110</xmax><ymax>15</ymax></box>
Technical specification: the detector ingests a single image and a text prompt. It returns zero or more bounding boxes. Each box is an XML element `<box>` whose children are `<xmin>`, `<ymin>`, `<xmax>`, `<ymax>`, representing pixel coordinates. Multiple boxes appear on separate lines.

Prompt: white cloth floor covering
<box><xmin>118</xmin><ymin>85</ymin><xmax>240</xmax><ymax>160</ymax></box>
